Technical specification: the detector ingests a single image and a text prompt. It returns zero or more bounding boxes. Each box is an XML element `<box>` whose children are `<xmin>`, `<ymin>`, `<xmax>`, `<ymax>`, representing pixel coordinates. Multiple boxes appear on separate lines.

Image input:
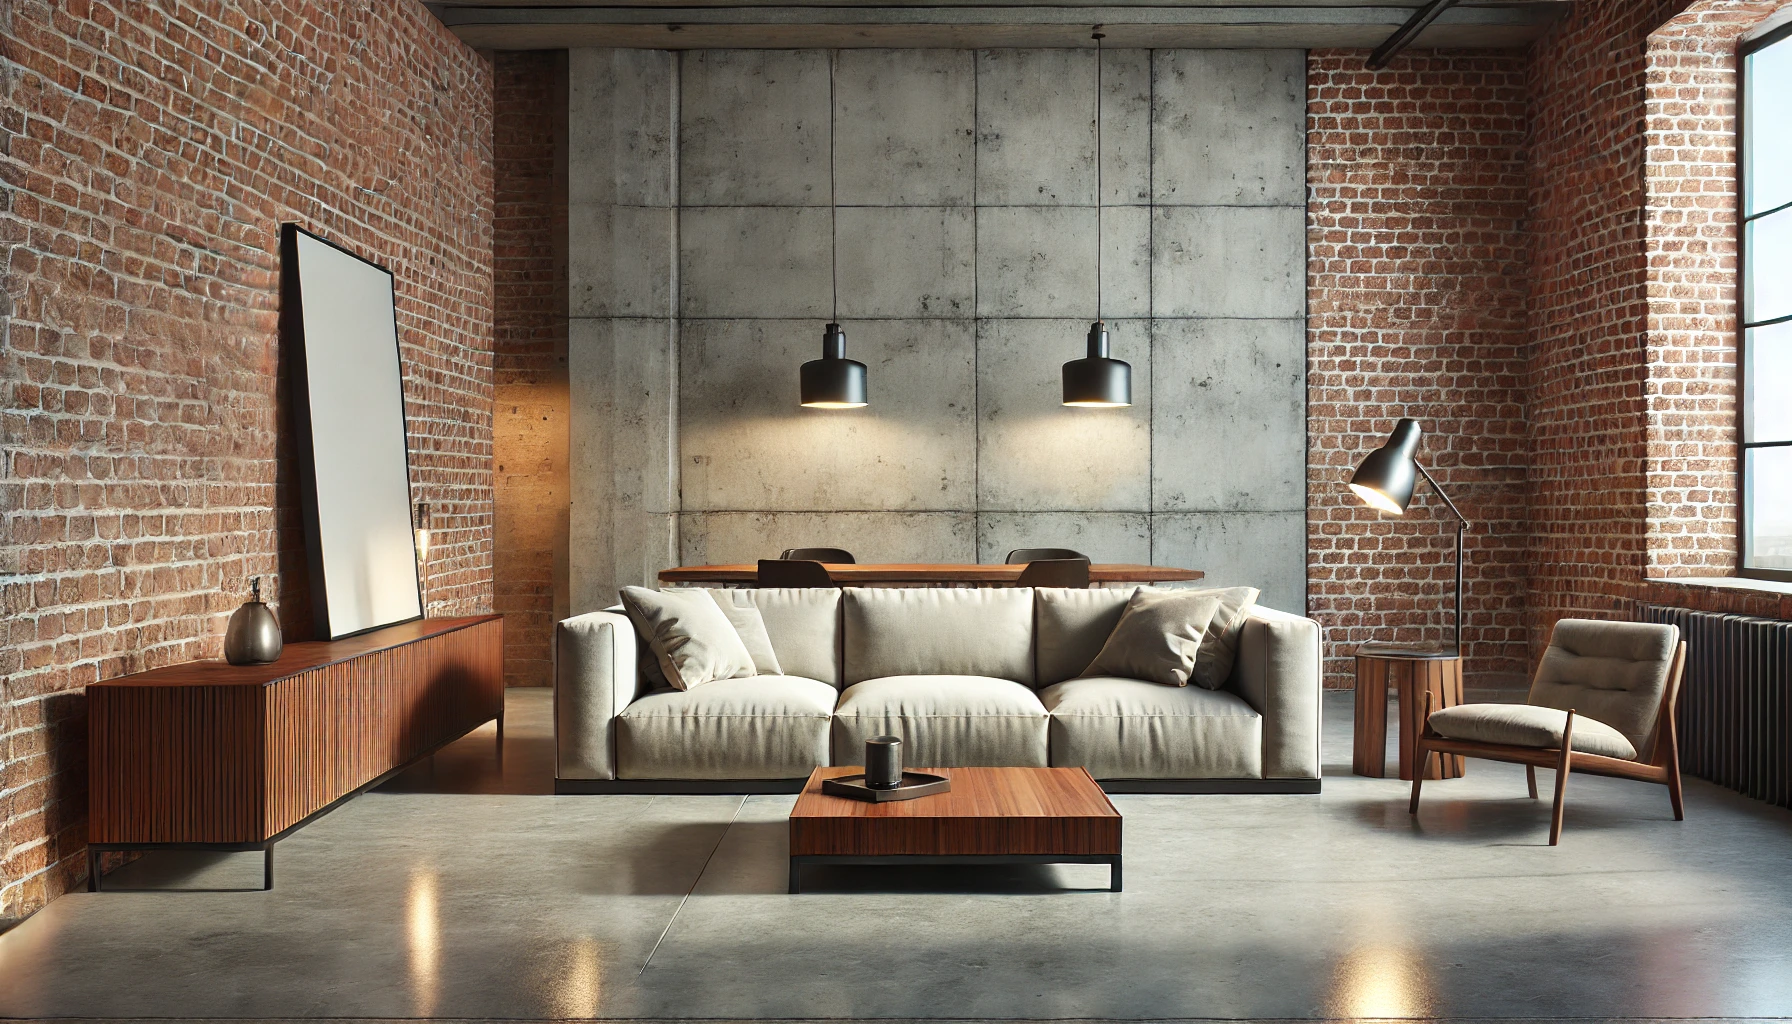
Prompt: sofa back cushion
<box><xmin>843</xmin><ymin>587</ymin><xmax>1035</xmax><ymax>685</ymax></box>
<box><xmin>713</xmin><ymin>588</ymin><xmax>843</xmax><ymax>687</ymax></box>
<box><xmin>1035</xmin><ymin>587</ymin><xmax>1135</xmax><ymax>686</ymax></box>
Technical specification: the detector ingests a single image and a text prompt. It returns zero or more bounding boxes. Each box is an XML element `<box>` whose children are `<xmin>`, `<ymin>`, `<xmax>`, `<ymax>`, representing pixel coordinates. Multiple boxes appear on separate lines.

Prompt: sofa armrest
<box><xmin>554</xmin><ymin>610</ymin><xmax>640</xmax><ymax>781</ymax></box>
<box><xmin>1229</xmin><ymin>605</ymin><xmax>1323</xmax><ymax>779</ymax></box>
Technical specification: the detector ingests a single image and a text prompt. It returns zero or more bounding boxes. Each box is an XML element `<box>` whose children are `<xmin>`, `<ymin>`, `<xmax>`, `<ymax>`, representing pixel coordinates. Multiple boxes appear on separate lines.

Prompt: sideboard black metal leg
<box><xmin>788</xmin><ymin>859</ymin><xmax>801</xmax><ymax>894</ymax></box>
<box><xmin>1110</xmin><ymin>857</ymin><xmax>1122</xmax><ymax>893</ymax></box>
<box><xmin>88</xmin><ymin>847</ymin><xmax>101</xmax><ymax>893</ymax></box>
<box><xmin>264</xmin><ymin>847</ymin><xmax>274</xmax><ymax>891</ymax></box>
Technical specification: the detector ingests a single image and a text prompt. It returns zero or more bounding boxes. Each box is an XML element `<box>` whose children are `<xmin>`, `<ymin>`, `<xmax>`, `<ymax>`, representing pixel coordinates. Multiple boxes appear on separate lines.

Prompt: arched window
<box><xmin>1742</xmin><ymin>23</ymin><xmax>1792</xmax><ymax>580</ymax></box>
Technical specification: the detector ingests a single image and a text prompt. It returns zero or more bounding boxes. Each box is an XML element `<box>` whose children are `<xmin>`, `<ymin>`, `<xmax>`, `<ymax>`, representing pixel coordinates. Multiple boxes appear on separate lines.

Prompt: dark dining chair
<box><xmin>781</xmin><ymin>547</ymin><xmax>855</xmax><ymax>563</ymax></box>
<box><xmin>1014</xmin><ymin>558</ymin><xmax>1090</xmax><ymax>589</ymax></box>
<box><xmin>757</xmin><ymin>559</ymin><xmax>838</xmax><ymax>589</ymax></box>
<box><xmin>1005</xmin><ymin>547</ymin><xmax>1088</xmax><ymax>564</ymax></box>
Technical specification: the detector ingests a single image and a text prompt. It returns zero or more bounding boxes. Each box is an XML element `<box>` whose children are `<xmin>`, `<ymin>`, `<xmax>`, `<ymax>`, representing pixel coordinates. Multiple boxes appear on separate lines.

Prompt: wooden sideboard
<box><xmin>87</xmin><ymin>615</ymin><xmax>503</xmax><ymax>890</ymax></box>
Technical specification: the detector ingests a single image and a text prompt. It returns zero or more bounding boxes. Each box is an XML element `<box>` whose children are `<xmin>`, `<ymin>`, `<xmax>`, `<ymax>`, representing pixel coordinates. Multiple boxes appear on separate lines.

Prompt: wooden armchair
<box><xmin>1410</xmin><ymin>618</ymin><xmax>1687</xmax><ymax>846</ymax></box>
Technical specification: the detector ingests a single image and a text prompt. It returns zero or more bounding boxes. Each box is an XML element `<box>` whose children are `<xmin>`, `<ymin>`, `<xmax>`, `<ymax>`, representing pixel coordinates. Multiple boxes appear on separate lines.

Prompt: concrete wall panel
<box><xmin>975</xmin><ymin>49</ymin><xmax>1095</xmax><ymax>206</ymax></box>
<box><xmin>680</xmin><ymin>50</ymin><xmax>831</xmax><ymax>206</ymax></box>
<box><xmin>976</xmin><ymin>206</ymin><xmax>1099</xmax><ymax>317</ymax></box>
<box><xmin>569</xmin><ymin>48</ymin><xmax>676</xmax><ymax>209</ymax></box>
<box><xmin>1152</xmin><ymin>318</ymin><xmax>1306</xmax><ymax>512</ymax></box>
<box><xmin>833</xmin><ymin>49</ymin><xmax>975</xmax><ymax>206</ymax></box>
<box><xmin>680</xmin><ymin>318</ymin><xmax>976</xmax><ymax>511</ymax></box>
<box><xmin>1100</xmin><ymin>49</ymin><xmax>1153</xmax><ymax>206</ymax></box>
<box><xmin>835</xmin><ymin>206</ymin><xmax>975</xmax><ymax>318</ymax></box>
<box><xmin>1153</xmin><ymin>50</ymin><xmax>1306</xmax><ymax>207</ymax></box>
<box><xmin>679</xmin><ymin>206</ymin><xmax>833</xmax><ymax>318</ymax></box>
<box><xmin>1151</xmin><ymin>511</ymin><xmax>1307</xmax><ymax>615</ymax></box>
<box><xmin>570</xmin><ymin>204</ymin><xmax>675</xmax><ymax>318</ymax></box>
<box><xmin>977</xmin><ymin>318</ymin><xmax>1151</xmax><ymax>512</ymax></box>
<box><xmin>1152</xmin><ymin>206</ymin><xmax>1305</xmax><ymax>318</ymax></box>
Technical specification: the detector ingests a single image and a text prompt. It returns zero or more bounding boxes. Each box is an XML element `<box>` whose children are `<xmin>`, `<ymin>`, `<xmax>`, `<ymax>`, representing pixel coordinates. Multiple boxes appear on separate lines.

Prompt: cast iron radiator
<box><xmin>1639</xmin><ymin>605</ymin><xmax>1792</xmax><ymax>808</ymax></box>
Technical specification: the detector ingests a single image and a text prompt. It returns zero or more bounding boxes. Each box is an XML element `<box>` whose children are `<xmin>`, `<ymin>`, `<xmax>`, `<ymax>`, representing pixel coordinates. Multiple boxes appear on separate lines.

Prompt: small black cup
<box><xmin>865</xmin><ymin>735</ymin><xmax>902</xmax><ymax>789</ymax></box>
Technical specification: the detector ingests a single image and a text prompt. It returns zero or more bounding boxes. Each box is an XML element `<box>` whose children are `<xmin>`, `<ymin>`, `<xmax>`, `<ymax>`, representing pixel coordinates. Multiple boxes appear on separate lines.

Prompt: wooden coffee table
<box><xmin>788</xmin><ymin>766</ymin><xmax>1122</xmax><ymax>893</ymax></box>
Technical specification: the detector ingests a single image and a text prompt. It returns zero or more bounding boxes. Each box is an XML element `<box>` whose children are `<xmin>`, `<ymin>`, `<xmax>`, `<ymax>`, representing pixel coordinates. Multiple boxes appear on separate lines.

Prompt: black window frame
<box><xmin>1740</xmin><ymin>21</ymin><xmax>1792</xmax><ymax>583</ymax></box>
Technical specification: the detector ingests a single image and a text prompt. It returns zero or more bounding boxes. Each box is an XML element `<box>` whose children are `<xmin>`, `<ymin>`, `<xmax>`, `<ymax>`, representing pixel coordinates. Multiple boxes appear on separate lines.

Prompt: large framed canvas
<box><xmin>280</xmin><ymin>224</ymin><xmax>424</xmax><ymax>639</ymax></box>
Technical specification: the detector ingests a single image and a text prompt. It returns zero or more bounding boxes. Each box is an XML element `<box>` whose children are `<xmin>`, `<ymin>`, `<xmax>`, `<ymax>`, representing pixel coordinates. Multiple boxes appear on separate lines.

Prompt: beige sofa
<box><xmin>554</xmin><ymin>586</ymin><xmax>1323</xmax><ymax>794</ymax></box>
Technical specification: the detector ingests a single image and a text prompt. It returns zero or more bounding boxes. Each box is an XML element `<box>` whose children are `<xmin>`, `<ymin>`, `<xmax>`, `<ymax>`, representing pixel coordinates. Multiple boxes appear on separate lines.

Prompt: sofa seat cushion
<box><xmin>1040</xmin><ymin>676</ymin><xmax>1263</xmax><ymax>779</ymax></box>
<box><xmin>617</xmin><ymin>676</ymin><xmax>836</xmax><ymax>779</ymax></box>
<box><xmin>831</xmin><ymin>675</ymin><xmax>1049</xmax><ymax>768</ymax></box>
<box><xmin>1427</xmin><ymin>703</ymin><xmax>1639</xmax><ymax>761</ymax></box>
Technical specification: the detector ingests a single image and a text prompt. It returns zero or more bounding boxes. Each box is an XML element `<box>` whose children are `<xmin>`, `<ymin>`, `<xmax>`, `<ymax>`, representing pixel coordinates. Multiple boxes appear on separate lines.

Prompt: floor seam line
<box><xmin>637</xmin><ymin>793</ymin><xmax>747</xmax><ymax>976</ymax></box>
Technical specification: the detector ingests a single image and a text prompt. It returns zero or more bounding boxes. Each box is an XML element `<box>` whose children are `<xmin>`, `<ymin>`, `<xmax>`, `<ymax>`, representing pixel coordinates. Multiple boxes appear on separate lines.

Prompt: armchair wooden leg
<box><xmin>1666</xmin><ymin>737</ymin><xmax>1685</xmax><ymax>822</ymax></box>
<box><xmin>1409</xmin><ymin>688</ymin><xmax>1436</xmax><ymax>815</ymax></box>
<box><xmin>1409</xmin><ymin>739</ymin><xmax>1428</xmax><ymax>814</ymax></box>
<box><xmin>1549</xmin><ymin>710</ymin><xmax>1575</xmax><ymax>846</ymax></box>
<box><xmin>1526</xmin><ymin>764</ymin><xmax>1538</xmax><ymax>800</ymax></box>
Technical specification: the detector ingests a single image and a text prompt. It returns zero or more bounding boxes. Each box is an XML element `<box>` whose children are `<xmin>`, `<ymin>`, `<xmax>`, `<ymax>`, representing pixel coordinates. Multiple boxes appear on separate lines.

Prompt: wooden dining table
<box><xmin>657</xmin><ymin>563</ymin><xmax>1204</xmax><ymax>586</ymax></box>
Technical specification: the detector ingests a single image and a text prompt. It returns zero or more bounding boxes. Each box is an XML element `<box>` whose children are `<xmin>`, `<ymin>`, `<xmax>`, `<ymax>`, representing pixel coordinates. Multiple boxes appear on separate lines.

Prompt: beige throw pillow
<box><xmin>619</xmin><ymin>587</ymin><xmax>757</xmax><ymax>691</ymax></box>
<box><xmin>706</xmin><ymin>590</ymin><xmax>785</xmax><ymax>677</ymax></box>
<box><xmin>1080</xmin><ymin>589</ymin><xmax>1223</xmax><ymax>688</ymax></box>
<box><xmin>1184</xmin><ymin>586</ymin><xmax>1260</xmax><ymax>690</ymax></box>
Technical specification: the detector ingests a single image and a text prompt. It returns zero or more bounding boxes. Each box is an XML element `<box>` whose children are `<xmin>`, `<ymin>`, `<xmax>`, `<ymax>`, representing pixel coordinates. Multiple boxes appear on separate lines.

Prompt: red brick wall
<box><xmin>1526</xmin><ymin>0</ymin><xmax>1792</xmax><ymax>651</ymax></box>
<box><xmin>1645</xmin><ymin>0</ymin><xmax>1792</xmax><ymax>577</ymax></box>
<box><xmin>1307</xmin><ymin>51</ymin><xmax>1533</xmax><ymax>689</ymax></box>
<box><xmin>492</xmin><ymin>51</ymin><xmax>570</xmax><ymax>688</ymax></box>
<box><xmin>0</xmin><ymin>0</ymin><xmax>495</xmax><ymax>928</ymax></box>
<box><xmin>1523</xmin><ymin>0</ymin><xmax>1690</xmax><ymax>652</ymax></box>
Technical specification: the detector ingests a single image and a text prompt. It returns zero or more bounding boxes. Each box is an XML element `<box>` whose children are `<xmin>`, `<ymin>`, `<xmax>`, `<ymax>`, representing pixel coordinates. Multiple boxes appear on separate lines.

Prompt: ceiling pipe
<box><xmin>1366</xmin><ymin>0</ymin><xmax>1462</xmax><ymax>70</ymax></box>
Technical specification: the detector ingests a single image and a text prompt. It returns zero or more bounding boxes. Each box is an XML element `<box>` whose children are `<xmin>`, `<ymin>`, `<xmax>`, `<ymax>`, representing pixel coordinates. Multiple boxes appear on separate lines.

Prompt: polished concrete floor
<box><xmin>3</xmin><ymin>687</ymin><xmax>1792</xmax><ymax>1022</ymax></box>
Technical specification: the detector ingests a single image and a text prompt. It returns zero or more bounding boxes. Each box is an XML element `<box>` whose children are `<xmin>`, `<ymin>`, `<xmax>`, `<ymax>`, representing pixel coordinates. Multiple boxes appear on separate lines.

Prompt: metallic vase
<box><xmin>865</xmin><ymin>735</ymin><xmax>902</xmax><ymax>789</ymax></box>
<box><xmin>224</xmin><ymin>577</ymin><xmax>284</xmax><ymax>666</ymax></box>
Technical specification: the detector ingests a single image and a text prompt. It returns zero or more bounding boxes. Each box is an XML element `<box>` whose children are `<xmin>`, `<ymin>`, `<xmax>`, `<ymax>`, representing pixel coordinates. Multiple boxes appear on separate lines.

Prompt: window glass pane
<box><xmin>1745</xmin><ymin>446</ymin><xmax>1792</xmax><ymax>571</ymax></box>
<box><xmin>1746</xmin><ymin>321</ymin><xmax>1792</xmax><ymax>443</ymax></box>
<box><xmin>1745</xmin><ymin>207</ymin><xmax>1792</xmax><ymax>324</ymax></box>
<box><xmin>1745</xmin><ymin>38</ymin><xmax>1792</xmax><ymax>216</ymax></box>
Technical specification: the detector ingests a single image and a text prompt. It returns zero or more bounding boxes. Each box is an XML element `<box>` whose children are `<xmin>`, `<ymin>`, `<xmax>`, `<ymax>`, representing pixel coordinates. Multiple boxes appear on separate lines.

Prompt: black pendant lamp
<box><xmin>801</xmin><ymin>322</ymin><xmax>868</xmax><ymax>408</ymax></box>
<box><xmin>1063</xmin><ymin>320</ymin><xmax>1131</xmax><ymax>407</ymax></box>
<box><xmin>801</xmin><ymin>53</ymin><xmax>868</xmax><ymax>410</ymax></box>
<box><xmin>1063</xmin><ymin>28</ymin><xmax>1131</xmax><ymax>409</ymax></box>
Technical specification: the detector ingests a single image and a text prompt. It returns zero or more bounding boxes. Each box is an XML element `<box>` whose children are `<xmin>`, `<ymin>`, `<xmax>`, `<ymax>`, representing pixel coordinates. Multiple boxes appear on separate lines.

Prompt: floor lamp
<box><xmin>1347</xmin><ymin>418</ymin><xmax>1471</xmax><ymax>655</ymax></box>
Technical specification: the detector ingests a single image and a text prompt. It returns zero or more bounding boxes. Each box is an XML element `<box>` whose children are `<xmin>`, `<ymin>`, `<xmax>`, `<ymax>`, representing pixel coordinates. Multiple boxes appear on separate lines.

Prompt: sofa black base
<box><xmin>555</xmin><ymin>776</ymin><xmax>1321</xmax><ymax>795</ymax></box>
<box><xmin>555</xmin><ymin>778</ymin><xmax>808</xmax><ymax>794</ymax></box>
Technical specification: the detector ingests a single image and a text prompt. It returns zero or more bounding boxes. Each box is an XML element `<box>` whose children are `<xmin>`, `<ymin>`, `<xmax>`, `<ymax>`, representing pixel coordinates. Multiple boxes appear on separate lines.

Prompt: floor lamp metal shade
<box><xmin>800</xmin><ymin>323</ymin><xmax>867</xmax><ymax>409</ymax></box>
<box><xmin>1062</xmin><ymin>321</ymin><xmax>1132</xmax><ymax>407</ymax></box>
<box><xmin>1348</xmin><ymin>417</ymin><xmax>1422</xmax><ymax>513</ymax></box>
<box><xmin>1346</xmin><ymin>417</ymin><xmax>1471</xmax><ymax>654</ymax></box>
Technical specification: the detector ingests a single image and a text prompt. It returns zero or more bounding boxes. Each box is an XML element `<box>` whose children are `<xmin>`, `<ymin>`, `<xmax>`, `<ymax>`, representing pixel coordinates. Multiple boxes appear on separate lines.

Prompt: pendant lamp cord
<box><xmin>830</xmin><ymin>49</ymin><xmax>839</xmax><ymax>324</ymax></box>
<box><xmin>1094</xmin><ymin>27</ymin><xmax>1104</xmax><ymax>324</ymax></box>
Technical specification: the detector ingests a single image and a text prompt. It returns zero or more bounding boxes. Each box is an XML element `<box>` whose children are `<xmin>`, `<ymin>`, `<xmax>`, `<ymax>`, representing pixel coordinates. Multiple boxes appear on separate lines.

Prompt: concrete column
<box><xmin>568</xmin><ymin>49</ymin><xmax>680</xmax><ymax>610</ymax></box>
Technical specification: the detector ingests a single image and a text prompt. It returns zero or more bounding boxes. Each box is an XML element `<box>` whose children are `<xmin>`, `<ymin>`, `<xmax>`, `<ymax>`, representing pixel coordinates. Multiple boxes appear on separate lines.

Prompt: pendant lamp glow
<box><xmin>800</xmin><ymin>322</ymin><xmax>868</xmax><ymax>408</ymax></box>
<box><xmin>1063</xmin><ymin>28</ymin><xmax>1132</xmax><ymax>409</ymax></box>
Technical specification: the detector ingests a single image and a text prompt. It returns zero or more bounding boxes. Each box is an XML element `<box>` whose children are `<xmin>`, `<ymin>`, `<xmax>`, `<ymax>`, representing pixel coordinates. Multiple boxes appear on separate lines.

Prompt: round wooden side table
<box><xmin>1352</xmin><ymin>645</ymin><xmax>1466</xmax><ymax>781</ymax></box>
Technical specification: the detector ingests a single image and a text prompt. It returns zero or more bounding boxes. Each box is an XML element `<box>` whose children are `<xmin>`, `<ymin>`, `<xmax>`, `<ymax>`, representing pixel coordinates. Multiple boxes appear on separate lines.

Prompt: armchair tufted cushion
<box><xmin>1526</xmin><ymin>618</ymin><xmax>1679</xmax><ymax>757</ymax></box>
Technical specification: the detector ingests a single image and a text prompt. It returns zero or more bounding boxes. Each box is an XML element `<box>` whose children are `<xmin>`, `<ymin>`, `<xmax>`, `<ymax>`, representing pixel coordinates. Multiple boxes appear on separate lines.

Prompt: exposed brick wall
<box><xmin>1644</xmin><ymin>0</ymin><xmax>1792</xmax><ymax>576</ymax></box>
<box><xmin>1307</xmin><ymin>51</ymin><xmax>1533</xmax><ymax>689</ymax></box>
<box><xmin>492</xmin><ymin>51</ymin><xmax>569</xmax><ymax>688</ymax></box>
<box><xmin>0</xmin><ymin>0</ymin><xmax>495</xmax><ymax>928</ymax></box>
<box><xmin>1526</xmin><ymin>0</ymin><xmax>1792</xmax><ymax>653</ymax></box>
<box><xmin>1523</xmin><ymin>0</ymin><xmax>1691</xmax><ymax>653</ymax></box>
